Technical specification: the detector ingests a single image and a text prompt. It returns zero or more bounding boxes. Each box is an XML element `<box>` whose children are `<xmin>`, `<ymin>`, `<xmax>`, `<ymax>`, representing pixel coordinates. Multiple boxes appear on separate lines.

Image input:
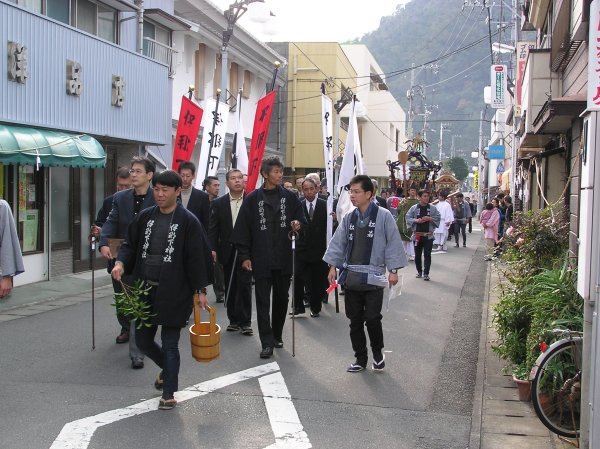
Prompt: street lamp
<box><xmin>221</xmin><ymin>1</ymin><xmax>273</xmax><ymax>100</ymax></box>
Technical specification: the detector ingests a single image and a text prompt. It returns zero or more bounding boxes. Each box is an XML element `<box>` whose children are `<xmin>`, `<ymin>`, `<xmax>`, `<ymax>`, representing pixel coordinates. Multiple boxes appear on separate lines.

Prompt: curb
<box><xmin>468</xmin><ymin>245</ymin><xmax>491</xmax><ymax>449</ymax></box>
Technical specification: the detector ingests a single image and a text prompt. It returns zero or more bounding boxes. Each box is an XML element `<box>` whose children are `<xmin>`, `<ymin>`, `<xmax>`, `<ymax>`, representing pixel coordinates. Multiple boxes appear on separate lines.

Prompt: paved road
<box><xmin>0</xmin><ymin>233</ymin><xmax>487</xmax><ymax>449</ymax></box>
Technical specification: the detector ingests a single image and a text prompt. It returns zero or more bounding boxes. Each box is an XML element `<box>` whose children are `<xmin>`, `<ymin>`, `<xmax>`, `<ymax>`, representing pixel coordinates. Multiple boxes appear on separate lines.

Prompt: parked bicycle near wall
<box><xmin>529</xmin><ymin>329</ymin><xmax>583</xmax><ymax>441</ymax></box>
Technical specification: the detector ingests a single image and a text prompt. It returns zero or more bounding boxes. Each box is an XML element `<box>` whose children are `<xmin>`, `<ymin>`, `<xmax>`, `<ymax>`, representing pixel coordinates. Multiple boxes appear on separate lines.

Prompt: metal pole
<box><xmin>224</xmin><ymin>250</ymin><xmax>237</xmax><ymax>307</ymax></box>
<box><xmin>478</xmin><ymin>109</ymin><xmax>484</xmax><ymax>214</ymax></box>
<box><xmin>291</xmin><ymin>233</ymin><xmax>296</xmax><ymax>357</ymax></box>
<box><xmin>90</xmin><ymin>235</ymin><xmax>96</xmax><ymax>350</ymax></box>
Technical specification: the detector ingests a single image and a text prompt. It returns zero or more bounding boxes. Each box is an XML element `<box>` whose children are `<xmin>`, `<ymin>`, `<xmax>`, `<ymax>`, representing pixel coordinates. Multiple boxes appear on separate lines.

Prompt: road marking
<box><xmin>260</xmin><ymin>372</ymin><xmax>311</xmax><ymax>449</ymax></box>
<box><xmin>50</xmin><ymin>362</ymin><xmax>312</xmax><ymax>449</ymax></box>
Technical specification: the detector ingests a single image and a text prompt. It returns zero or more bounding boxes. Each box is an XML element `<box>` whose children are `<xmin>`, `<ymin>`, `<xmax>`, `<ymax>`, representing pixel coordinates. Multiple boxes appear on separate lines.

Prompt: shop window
<box><xmin>16</xmin><ymin>166</ymin><xmax>45</xmax><ymax>254</ymax></box>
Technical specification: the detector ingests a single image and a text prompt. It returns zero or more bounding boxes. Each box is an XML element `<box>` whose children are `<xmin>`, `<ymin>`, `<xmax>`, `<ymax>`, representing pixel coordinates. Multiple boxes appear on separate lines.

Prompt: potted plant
<box><xmin>512</xmin><ymin>363</ymin><xmax>531</xmax><ymax>402</ymax></box>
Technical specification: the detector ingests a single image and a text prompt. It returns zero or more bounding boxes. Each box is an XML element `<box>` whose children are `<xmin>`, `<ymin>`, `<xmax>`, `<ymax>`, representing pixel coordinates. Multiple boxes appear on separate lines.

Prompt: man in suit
<box><xmin>100</xmin><ymin>156</ymin><xmax>156</xmax><ymax>369</ymax></box>
<box><xmin>203</xmin><ymin>175</ymin><xmax>225</xmax><ymax>303</ymax></box>
<box><xmin>372</xmin><ymin>179</ymin><xmax>388</xmax><ymax>210</ymax></box>
<box><xmin>291</xmin><ymin>178</ymin><xmax>328</xmax><ymax>317</ymax></box>
<box><xmin>177</xmin><ymin>161</ymin><xmax>210</xmax><ymax>231</ymax></box>
<box><xmin>91</xmin><ymin>167</ymin><xmax>132</xmax><ymax>233</ymax></box>
<box><xmin>208</xmin><ymin>169</ymin><xmax>253</xmax><ymax>335</ymax></box>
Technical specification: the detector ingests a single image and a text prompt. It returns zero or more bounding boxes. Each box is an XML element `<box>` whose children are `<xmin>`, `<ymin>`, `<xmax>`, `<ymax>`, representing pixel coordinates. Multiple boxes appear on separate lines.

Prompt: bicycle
<box><xmin>529</xmin><ymin>329</ymin><xmax>583</xmax><ymax>442</ymax></box>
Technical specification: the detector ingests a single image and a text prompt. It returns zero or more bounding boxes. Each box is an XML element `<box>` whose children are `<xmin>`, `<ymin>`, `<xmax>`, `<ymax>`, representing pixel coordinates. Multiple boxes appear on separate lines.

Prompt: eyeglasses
<box><xmin>349</xmin><ymin>189</ymin><xmax>365</xmax><ymax>195</ymax></box>
<box><xmin>129</xmin><ymin>169</ymin><xmax>145</xmax><ymax>175</ymax></box>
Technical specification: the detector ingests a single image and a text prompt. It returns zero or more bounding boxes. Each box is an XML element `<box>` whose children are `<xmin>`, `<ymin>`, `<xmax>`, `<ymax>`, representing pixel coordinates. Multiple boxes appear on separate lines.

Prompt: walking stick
<box><xmin>90</xmin><ymin>235</ymin><xmax>96</xmax><ymax>350</ymax></box>
<box><xmin>224</xmin><ymin>250</ymin><xmax>237</xmax><ymax>308</ymax></box>
<box><xmin>334</xmin><ymin>279</ymin><xmax>339</xmax><ymax>313</ymax></box>
<box><xmin>289</xmin><ymin>230</ymin><xmax>298</xmax><ymax>357</ymax></box>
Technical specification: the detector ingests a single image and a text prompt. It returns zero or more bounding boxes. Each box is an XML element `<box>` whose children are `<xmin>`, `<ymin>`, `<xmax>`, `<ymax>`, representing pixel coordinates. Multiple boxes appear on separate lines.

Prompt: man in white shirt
<box><xmin>433</xmin><ymin>191</ymin><xmax>454</xmax><ymax>252</ymax></box>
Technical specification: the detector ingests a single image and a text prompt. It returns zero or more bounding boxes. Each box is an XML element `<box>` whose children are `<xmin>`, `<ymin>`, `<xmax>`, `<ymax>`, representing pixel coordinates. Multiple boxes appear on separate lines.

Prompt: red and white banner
<box><xmin>172</xmin><ymin>96</ymin><xmax>203</xmax><ymax>169</ymax></box>
<box><xmin>321</xmin><ymin>94</ymin><xmax>334</xmax><ymax>240</ymax></box>
<box><xmin>246</xmin><ymin>90</ymin><xmax>277</xmax><ymax>193</ymax></box>
<box><xmin>516</xmin><ymin>42</ymin><xmax>535</xmax><ymax>117</ymax></box>
<box><xmin>234</xmin><ymin>91</ymin><xmax>249</xmax><ymax>175</ymax></box>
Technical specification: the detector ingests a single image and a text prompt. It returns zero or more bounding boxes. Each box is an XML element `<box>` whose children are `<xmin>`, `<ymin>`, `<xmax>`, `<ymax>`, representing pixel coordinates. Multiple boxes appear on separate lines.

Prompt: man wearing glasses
<box><xmin>324</xmin><ymin>175</ymin><xmax>407</xmax><ymax>373</ymax></box>
<box><xmin>100</xmin><ymin>156</ymin><xmax>156</xmax><ymax>369</ymax></box>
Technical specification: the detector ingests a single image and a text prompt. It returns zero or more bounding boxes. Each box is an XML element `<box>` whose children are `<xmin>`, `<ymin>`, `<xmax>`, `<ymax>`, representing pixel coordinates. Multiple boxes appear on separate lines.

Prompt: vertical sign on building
<box><xmin>491</xmin><ymin>64</ymin><xmax>507</xmax><ymax>109</ymax></box>
<box><xmin>587</xmin><ymin>0</ymin><xmax>600</xmax><ymax>110</ymax></box>
<box><xmin>516</xmin><ymin>42</ymin><xmax>535</xmax><ymax>117</ymax></box>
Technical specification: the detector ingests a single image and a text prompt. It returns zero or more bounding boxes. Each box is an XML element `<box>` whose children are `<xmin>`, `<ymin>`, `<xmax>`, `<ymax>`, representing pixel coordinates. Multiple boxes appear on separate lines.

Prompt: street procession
<box><xmin>2</xmin><ymin>0</ymin><xmax>600</xmax><ymax>448</ymax></box>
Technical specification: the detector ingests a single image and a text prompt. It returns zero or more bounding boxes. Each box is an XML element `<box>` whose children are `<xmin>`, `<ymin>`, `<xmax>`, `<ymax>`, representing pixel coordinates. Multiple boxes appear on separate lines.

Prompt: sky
<box><xmin>210</xmin><ymin>0</ymin><xmax>411</xmax><ymax>42</ymax></box>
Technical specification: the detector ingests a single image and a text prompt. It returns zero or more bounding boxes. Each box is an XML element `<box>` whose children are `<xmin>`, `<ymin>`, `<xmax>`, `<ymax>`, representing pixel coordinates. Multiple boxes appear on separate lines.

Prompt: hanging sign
<box><xmin>172</xmin><ymin>96</ymin><xmax>203</xmax><ymax>169</ymax></box>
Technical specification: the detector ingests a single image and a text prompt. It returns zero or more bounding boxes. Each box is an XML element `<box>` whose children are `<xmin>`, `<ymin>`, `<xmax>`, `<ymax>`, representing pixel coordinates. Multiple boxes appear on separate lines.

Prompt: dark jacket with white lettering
<box><xmin>117</xmin><ymin>204</ymin><xmax>213</xmax><ymax>327</ymax></box>
<box><xmin>232</xmin><ymin>185</ymin><xmax>306</xmax><ymax>280</ymax></box>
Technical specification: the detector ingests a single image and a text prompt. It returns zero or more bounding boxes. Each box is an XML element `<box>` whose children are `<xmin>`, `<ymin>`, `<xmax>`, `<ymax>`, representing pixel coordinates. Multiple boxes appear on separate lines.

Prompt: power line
<box><xmin>423</xmin><ymin>53</ymin><xmax>489</xmax><ymax>88</ymax></box>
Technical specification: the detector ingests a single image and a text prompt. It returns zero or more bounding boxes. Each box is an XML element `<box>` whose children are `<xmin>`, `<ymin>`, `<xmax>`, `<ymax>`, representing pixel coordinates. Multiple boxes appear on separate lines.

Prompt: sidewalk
<box><xmin>0</xmin><ymin>269</ymin><xmax>113</xmax><ymax>321</ymax></box>
<box><xmin>470</xmin><ymin>262</ymin><xmax>571</xmax><ymax>449</ymax></box>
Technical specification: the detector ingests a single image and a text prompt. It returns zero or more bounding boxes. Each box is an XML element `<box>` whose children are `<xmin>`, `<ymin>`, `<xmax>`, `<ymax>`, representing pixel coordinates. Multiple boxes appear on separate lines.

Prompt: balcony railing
<box><xmin>143</xmin><ymin>37</ymin><xmax>177</xmax><ymax>78</ymax></box>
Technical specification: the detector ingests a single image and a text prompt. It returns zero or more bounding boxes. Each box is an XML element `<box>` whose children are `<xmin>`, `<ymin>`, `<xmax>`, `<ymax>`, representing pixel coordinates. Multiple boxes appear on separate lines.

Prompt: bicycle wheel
<box><xmin>530</xmin><ymin>337</ymin><xmax>583</xmax><ymax>438</ymax></box>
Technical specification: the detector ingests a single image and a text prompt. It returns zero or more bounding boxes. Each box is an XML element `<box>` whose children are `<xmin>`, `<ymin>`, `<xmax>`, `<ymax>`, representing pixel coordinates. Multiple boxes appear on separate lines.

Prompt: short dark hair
<box><xmin>302</xmin><ymin>178</ymin><xmax>318</xmax><ymax>188</ymax></box>
<box><xmin>130</xmin><ymin>156</ymin><xmax>155</xmax><ymax>175</ymax></box>
<box><xmin>485</xmin><ymin>202</ymin><xmax>493</xmax><ymax>210</ymax></box>
<box><xmin>260</xmin><ymin>156</ymin><xmax>284</xmax><ymax>177</ymax></box>
<box><xmin>178</xmin><ymin>161</ymin><xmax>196</xmax><ymax>175</ymax></box>
<box><xmin>116</xmin><ymin>167</ymin><xmax>130</xmax><ymax>179</ymax></box>
<box><xmin>225</xmin><ymin>169</ymin><xmax>242</xmax><ymax>181</ymax></box>
<box><xmin>496</xmin><ymin>192</ymin><xmax>505</xmax><ymax>199</ymax></box>
<box><xmin>456</xmin><ymin>192</ymin><xmax>464</xmax><ymax>199</ymax></box>
<box><xmin>504</xmin><ymin>195</ymin><xmax>512</xmax><ymax>204</ymax></box>
<box><xmin>348</xmin><ymin>175</ymin><xmax>374</xmax><ymax>194</ymax></box>
<box><xmin>418</xmin><ymin>189</ymin><xmax>430</xmax><ymax>198</ymax></box>
<box><xmin>153</xmin><ymin>170</ymin><xmax>182</xmax><ymax>189</ymax></box>
<box><xmin>202</xmin><ymin>176</ymin><xmax>219</xmax><ymax>190</ymax></box>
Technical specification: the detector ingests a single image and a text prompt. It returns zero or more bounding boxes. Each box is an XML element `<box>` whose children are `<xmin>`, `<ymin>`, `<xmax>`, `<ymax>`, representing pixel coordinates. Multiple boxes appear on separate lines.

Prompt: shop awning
<box><xmin>0</xmin><ymin>124</ymin><xmax>106</xmax><ymax>168</ymax></box>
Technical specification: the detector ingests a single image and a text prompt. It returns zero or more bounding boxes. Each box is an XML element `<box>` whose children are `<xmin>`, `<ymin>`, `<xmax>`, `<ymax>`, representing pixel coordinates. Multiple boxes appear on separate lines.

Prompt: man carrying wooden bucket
<box><xmin>112</xmin><ymin>170</ymin><xmax>213</xmax><ymax>410</ymax></box>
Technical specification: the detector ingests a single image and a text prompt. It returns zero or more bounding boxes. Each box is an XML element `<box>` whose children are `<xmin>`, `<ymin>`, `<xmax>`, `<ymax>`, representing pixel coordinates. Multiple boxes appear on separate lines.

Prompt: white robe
<box><xmin>433</xmin><ymin>201</ymin><xmax>454</xmax><ymax>246</ymax></box>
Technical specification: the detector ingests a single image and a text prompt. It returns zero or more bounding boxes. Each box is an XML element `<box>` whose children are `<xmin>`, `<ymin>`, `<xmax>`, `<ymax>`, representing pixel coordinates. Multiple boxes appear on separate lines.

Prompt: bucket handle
<box><xmin>193</xmin><ymin>294</ymin><xmax>216</xmax><ymax>336</ymax></box>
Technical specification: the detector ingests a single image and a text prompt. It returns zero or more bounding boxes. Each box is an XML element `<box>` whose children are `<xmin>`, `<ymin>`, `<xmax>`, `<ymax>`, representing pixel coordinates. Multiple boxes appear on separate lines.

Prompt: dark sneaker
<box><xmin>274</xmin><ymin>340</ymin><xmax>284</xmax><ymax>348</ymax></box>
<box><xmin>131</xmin><ymin>358</ymin><xmax>144</xmax><ymax>369</ymax></box>
<box><xmin>158</xmin><ymin>398</ymin><xmax>177</xmax><ymax>410</ymax></box>
<box><xmin>455</xmin><ymin>244</ymin><xmax>459</xmax><ymax>248</ymax></box>
<box><xmin>289</xmin><ymin>310</ymin><xmax>305</xmax><ymax>316</ymax></box>
<box><xmin>240</xmin><ymin>326</ymin><xmax>253</xmax><ymax>336</ymax></box>
<box><xmin>310</xmin><ymin>311</ymin><xmax>320</xmax><ymax>317</ymax></box>
<box><xmin>423</xmin><ymin>274</ymin><xmax>430</xmax><ymax>281</ymax></box>
<box><xmin>463</xmin><ymin>243</ymin><xmax>466</xmax><ymax>247</ymax></box>
<box><xmin>116</xmin><ymin>330</ymin><xmax>129</xmax><ymax>344</ymax></box>
<box><xmin>260</xmin><ymin>347</ymin><xmax>274</xmax><ymax>358</ymax></box>
<box><xmin>347</xmin><ymin>361</ymin><xmax>366</xmax><ymax>373</ymax></box>
<box><xmin>373</xmin><ymin>353</ymin><xmax>386</xmax><ymax>371</ymax></box>
<box><xmin>415</xmin><ymin>272</ymin><xmax>422</xmax><ymax>278</ymax></box>
<box><xmin>226</xmin><ymin>324</ymin><xmax>240</xmax><ymax>332</ymax></box>
<box><xmin>216</xmin><ymin>297</ymin><xmax>224</xmax><ymax>303</ymax></box>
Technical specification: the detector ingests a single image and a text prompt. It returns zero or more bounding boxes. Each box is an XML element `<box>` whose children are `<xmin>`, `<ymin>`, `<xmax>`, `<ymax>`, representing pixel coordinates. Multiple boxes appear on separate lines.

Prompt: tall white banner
<box><xmin>234</xmin><ymin>91</ymin><xmax>249</xmax><ymax>175</ymax></box>
<box><xmin>195</xmin><ymin>99</ymin><xmax>230</xmax><ymax>187</ymax></box>
<box><xmin>321</xmin><ymin>94</ymin><xmax>334</xmax><ymax>240</ymax></box>
<box><xmin>588</xmin><ymin>0</ymin><xmax>600</xmax><ymax>110</ymax></box>
<box><xmin>336</xmin><ymin>99</ymin><xmax>364</xmax><ymax>220</ymax></box>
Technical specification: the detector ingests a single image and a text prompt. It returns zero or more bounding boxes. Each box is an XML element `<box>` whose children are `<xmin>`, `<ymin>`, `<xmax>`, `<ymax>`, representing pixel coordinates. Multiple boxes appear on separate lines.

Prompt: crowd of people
<box><xmin>91</xmin><ymin>155</ymin><xmax>493</xmax><ymax>410</ymax></box>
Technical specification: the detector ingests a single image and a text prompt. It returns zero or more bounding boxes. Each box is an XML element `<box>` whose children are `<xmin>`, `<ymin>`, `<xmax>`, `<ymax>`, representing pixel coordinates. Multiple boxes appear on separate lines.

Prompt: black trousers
<box><xmin>254</xmin><ymin>270</ymin><xmax>290</xmax><ymax>348</ymax></box>
<box><xmin>293</xmin><ymin>257</ymin><xmax>328</xmax><ymax>314</ymax></box>
<box><xmin>344</xmin><ymin>288</ymin><xmax>384</xmax><ymax>364</ymax></box>
<box><xmin>414</xmin><ymin>237</ymin><xmax>434</xmax><ymax>275</ymax></box>
<box><xmin>454</xmin><ymin>222</ymin><xmax>467</xmax><ymax>245</ymax></box>
<box><xmin>223</xmin><ymin>254</ymin><xmax>252</xmax><ymax>327</ymax></box>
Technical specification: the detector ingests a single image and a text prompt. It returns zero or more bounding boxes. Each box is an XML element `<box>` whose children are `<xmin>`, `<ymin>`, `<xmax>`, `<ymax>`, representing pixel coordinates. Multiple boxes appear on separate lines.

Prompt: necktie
<box><xmin>309</xmin><ymin>202</ymin><xmax>314</xmax><ymax>221</ymax></box>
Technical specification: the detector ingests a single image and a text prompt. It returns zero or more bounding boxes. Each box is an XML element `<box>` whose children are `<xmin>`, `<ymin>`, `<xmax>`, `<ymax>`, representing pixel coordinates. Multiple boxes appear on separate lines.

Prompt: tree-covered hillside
<box><xmin>359</xmin><ymin>0</ymin><xmax>497</xmax><ymax>159</ymax></box>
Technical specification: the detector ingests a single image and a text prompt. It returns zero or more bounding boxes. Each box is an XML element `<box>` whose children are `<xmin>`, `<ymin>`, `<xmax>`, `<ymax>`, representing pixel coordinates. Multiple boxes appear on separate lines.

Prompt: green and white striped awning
<box><xmin>0</xmin><ymin>124</ymin><xmax>106</xmax><ymax>168</ymax></box>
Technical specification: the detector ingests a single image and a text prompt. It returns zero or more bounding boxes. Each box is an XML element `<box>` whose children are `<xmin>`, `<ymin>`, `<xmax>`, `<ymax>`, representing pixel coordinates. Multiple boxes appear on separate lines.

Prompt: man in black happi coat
<box><xmin>232</xmin><ymin>157</ymin><xmax>305</xmax><ymax>359</ymax></box>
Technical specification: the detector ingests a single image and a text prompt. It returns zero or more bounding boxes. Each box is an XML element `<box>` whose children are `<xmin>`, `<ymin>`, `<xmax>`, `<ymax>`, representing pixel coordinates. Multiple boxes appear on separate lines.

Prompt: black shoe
<box><xmin>216</xmin><ymin>297</ymin><xmax>224</xmax><ymax>303</ymax></box>
<box><xmin>347</xmin><ymin>361</ymin><xmax>366</xmax><ymax>373</ymax></box>
<box><xmin>131</xmin><ymin>359</ymin><xmax>144</xmax><ymax>369</ymax></box>
<box><xmin>274</xmin><ymin>340</ymin><xmax>284</xmax><ymax>348</ymax></box>
<box><xmin>260</xmin><ymin>347</ymin><xmax>274</xmax><ymax>358</ymax></box>
<box><xmin>463</xmin><ymin>243</ymin><xmax>466</xmax><ymax>247</ymax></box>
<box><xmin>310</xmin><ymin>311</ymin><xmax>320</xmax><ymax>317</ymax></box>
<box><xmin>415</xmin><ymin>272</ymin><xmax>422</xmax><ymax>278</ymax></box>
<box><xmin>116</xmin><ymin>330</ymin><xmax>129</xmax><ymax>344</ymax></box>
<box><xmin>423</xmin><ymin>274</ymin><xmax>430</xmax><ymax>281</ymax></box>
<box><xmin>158</xmin><ymin>398</ymin><xmax>177</xmax><ymax>410</ymax></box>
<box><xmin>289</xmin><ymin>310</ymin><xmax>305</xmax><ymax>316</ymax></box>
<box><xmin>226</xmin><ymin>324</ymin><xmax>240</xmax><ymax>332</ymax></box>
<box><xmin>372</xmin><ymin>353</ymin><xmax>386</xmax><ymax>371</ymax></box>
<box><xmin>455</xmin><ymin>244</ymin><xmax>459</xmax><ymax>248</ymax></box>
<box><xmin>240</xmin><ymin>326</ymin><xmax>254</xmax><ymax>336</ymax></box>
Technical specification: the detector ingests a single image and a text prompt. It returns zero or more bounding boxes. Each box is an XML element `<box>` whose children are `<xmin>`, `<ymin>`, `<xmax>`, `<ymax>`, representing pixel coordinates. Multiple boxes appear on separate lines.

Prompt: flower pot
<box><xmin>513</xmin><ymin>375</ymin><xmax>531</xmax><ymax>402</ymax></box>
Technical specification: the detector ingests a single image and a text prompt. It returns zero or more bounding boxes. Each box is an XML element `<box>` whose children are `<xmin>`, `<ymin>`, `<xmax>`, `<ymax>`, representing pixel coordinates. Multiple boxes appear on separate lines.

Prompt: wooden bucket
<box><xmin>189</xmin><ymin>302</ymin><xmax>221</xmax><ymax>362</ymax></box>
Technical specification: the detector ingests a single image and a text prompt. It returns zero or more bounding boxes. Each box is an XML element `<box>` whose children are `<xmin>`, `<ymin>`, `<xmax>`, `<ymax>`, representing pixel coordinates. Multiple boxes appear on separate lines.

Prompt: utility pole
<box><xmin>438</xmin><ymin>122</ymin><xmax>450</xmax><ymax>161</ymax></box>
<box><xmin>407</xmin><ymin>63</ymin><xmax>416</xmax><ymax>139</ymax></box>
<box><xmin>478</xmin><ymin>109</ymin><xmax>484</xmax><ymax>213</ymax></box>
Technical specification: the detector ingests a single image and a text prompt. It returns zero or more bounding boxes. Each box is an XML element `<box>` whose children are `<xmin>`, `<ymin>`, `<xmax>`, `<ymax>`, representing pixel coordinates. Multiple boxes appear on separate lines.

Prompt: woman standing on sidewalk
<box><xmin>480</xmin><ymin>202</ymin><xmax>499</xmax><ymax>260</ymax></box>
